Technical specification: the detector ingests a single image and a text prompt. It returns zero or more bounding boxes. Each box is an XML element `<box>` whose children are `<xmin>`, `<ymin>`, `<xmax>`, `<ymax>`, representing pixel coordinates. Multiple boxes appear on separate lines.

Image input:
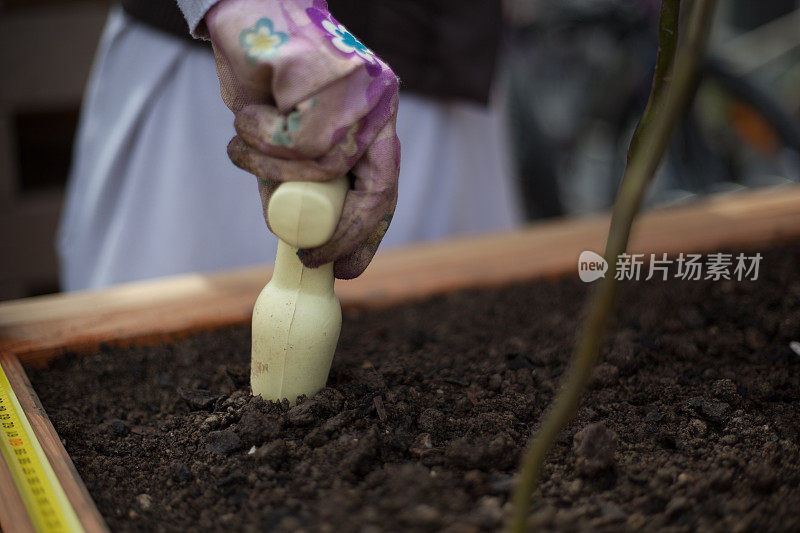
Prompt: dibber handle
<box><xmin>267</xmin><ymin>176</ymin><xmax>349</xmax><ymax>249</ymax></box>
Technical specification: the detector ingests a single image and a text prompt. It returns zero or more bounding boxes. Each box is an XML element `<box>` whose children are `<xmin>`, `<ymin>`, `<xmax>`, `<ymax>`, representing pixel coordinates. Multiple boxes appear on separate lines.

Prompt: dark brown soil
<box><xmin>28</xmin><ymin>245</ymin><xmax>800</xmax><ymax>532</ymax></box>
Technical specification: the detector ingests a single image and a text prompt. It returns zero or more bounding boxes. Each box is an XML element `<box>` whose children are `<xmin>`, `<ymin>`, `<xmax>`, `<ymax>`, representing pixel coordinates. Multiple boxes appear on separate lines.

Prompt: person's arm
<box><xmin>177</xmin><ymin>0</ymin><xmax>401</xmax><ymax>279</ymax></box>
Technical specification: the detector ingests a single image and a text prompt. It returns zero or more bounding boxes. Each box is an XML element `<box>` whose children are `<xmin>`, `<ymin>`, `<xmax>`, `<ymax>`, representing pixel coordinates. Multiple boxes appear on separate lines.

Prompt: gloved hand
<box><xmin>205</xmin><ymin>0</ymin><xmax>400</xmax><ymax>279</ymax></box>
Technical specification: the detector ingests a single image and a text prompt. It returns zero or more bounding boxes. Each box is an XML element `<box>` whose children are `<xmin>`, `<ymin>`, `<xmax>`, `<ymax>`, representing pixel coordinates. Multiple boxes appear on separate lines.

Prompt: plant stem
<box><xmin>628</xmin><ymin>0</ymin><xmax>681</xmax><ymax>159</ymax></box>
<box><xmin>507</xmin><ymin>1</ymin><xmax>717</xmax><ymax>531</ymax></box>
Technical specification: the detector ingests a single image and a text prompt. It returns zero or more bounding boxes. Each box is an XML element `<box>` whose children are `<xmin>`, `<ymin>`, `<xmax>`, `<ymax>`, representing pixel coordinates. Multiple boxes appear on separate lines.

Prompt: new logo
<box><xmin>578</xmin><ymin>251</ymin><xmax>608</xmax><ymax>282</ymax></box>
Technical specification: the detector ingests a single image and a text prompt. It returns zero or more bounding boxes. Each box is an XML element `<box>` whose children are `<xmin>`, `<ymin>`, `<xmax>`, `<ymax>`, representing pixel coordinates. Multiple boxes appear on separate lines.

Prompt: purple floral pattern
<box><xmin>306</xmin><ymin>7</ymin><xmax>383</xmax><ymax>76</ymax></box>
<box><xmin>208</xmin><ymin>0</ymin><xmax>400</xmax><ymax>278</ymax></box>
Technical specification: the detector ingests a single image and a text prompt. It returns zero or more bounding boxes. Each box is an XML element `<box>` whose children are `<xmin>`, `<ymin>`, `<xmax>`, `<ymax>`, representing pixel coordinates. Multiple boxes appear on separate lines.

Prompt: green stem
<box><xmin>629</xmin><ymin>0</ymin><xmax>682</xmax><ymax>159</ymax></box>
<box><xmin>507</xmin><ymin>1</ymin><xmax>717</xmax><ymax>532</ymax></box>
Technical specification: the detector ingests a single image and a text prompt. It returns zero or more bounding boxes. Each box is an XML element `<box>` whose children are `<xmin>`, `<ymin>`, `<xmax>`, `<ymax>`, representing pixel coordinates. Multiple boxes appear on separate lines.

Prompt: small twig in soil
<box><xmin>508</xmin><ymin>1</ymin><xmax>719</xmax><ymax>531</ymax></box>
<box><xmin>373</xmin><ymin>395</ymin><xmax>387</xmax><ymax>422</ymax></box>
<box><xmin>442</xmin><ymin>377</ymin><xmax>469</xmax><ymax>387</ymax></box>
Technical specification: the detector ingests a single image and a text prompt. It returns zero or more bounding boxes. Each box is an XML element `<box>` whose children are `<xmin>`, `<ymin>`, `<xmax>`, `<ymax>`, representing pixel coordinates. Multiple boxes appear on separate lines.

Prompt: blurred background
<box><xmin>1</xmin><ymin>0</ymin><xmax>799</xmax><ymax>301</ymax></box>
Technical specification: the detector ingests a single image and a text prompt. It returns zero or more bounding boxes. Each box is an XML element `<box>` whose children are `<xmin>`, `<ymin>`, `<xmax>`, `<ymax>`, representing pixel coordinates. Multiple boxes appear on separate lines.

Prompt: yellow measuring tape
<box><xmin>0</xmin><ymin>362</ymin><xmax>84</xmax><ymax>533</ymax></box>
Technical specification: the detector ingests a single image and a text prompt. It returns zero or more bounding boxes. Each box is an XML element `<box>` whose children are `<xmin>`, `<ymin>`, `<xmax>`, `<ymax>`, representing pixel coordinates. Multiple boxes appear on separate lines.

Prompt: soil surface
<box><xmin>28</xmin><ymin>245</ymin><xmax>800</xmax><ymax>532</ymax></box>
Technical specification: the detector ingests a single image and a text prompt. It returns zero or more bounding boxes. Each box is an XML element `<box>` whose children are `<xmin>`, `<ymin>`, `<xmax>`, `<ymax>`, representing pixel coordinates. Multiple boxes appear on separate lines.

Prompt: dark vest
<box><xmin>120</xmin><ymin>0</ymin><xmax>501</xmax><ymax>104</ymax></box>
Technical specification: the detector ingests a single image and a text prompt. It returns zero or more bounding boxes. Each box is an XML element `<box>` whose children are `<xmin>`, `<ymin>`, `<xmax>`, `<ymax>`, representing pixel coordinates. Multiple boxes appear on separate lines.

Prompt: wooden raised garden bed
<box><xmin>1</xmin><ymin>185</ymin><xmax>800</xmax><ymax>532</ymax></box>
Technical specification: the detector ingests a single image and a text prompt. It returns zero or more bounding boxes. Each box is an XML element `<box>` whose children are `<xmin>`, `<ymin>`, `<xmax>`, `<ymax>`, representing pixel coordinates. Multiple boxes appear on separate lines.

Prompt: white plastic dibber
<box><xmin>251</xmin><ymin>176</ymin><xmax>348</xmax><ymax>403</ymax></box>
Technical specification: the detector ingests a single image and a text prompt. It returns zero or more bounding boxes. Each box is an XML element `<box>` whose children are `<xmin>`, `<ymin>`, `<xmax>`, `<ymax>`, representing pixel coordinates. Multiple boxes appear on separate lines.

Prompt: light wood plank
<box><xmin>0</xmin><ymin>355</ymin><xmax>108</xmax><ymax>533</ymax></box>
<box><xmin>1</xmin><ymin>185</ymin><xmax>799</xmax><ymax>367</ymax></box>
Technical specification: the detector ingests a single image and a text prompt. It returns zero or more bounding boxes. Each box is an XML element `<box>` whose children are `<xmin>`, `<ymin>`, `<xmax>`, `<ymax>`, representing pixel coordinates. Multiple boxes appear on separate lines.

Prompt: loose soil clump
<box><xmin>28</xmin><ymin>245</ymin><xmax>800</xmax><ymax>532</ymax></box>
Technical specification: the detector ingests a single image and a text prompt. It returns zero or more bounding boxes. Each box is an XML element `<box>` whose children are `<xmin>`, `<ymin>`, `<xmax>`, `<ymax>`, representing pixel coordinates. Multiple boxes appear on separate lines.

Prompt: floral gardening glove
<box><xmin>205</xmin><ymin>0</ymin><xmax>400</xmax><ymax>279</ymax></box>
